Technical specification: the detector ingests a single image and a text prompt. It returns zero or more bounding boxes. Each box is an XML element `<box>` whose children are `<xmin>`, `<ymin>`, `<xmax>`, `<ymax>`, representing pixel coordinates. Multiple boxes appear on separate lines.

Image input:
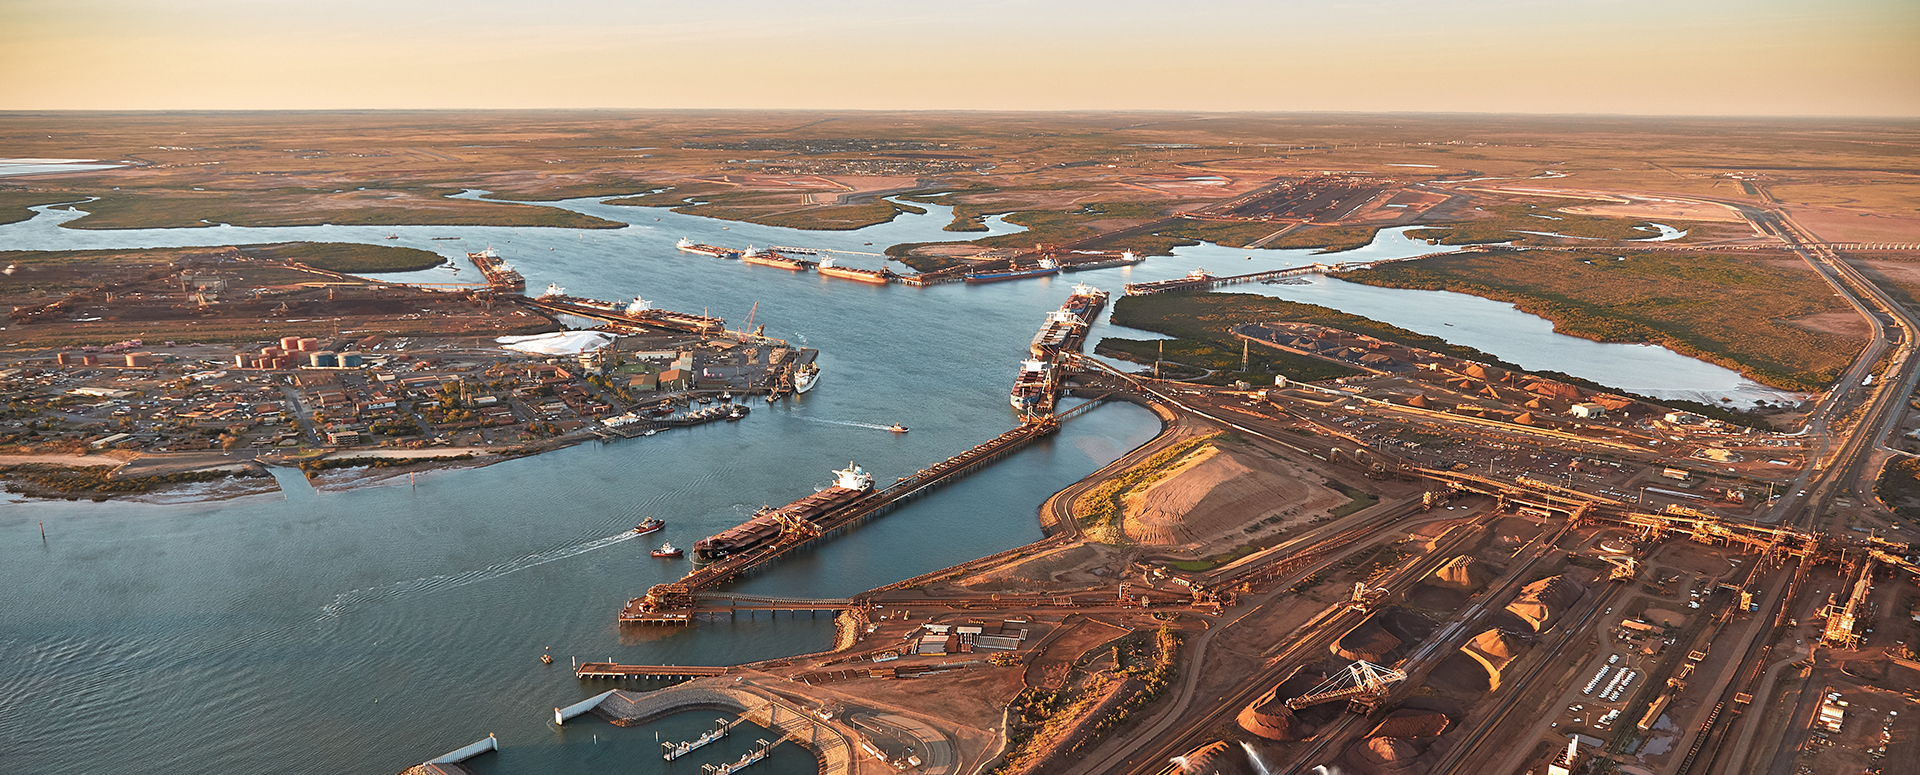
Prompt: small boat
<box><xmin>652</xmin><ymin>542</ymin><xmax>684</xmax><ymax>558</ymax></box>
<box><xmin>887</xmin><ymin>424</ymin><xmax>908</xmax><ymax>433</ymax></box>
<box><xmin>540</xmin><ymin>650</ymin><xmax>553</xmax><ymax>665</ymax></box>
<box><xmin>384</xmin><ymin>233</ymin><xmax>399</xmax><ymax>240</ymax></box>
<box><xmin>642</xmin><ymin>428</ymin><xmax>657</xmax><ymax>437</ymax></box>
<box><xmin>633</xmin><ymin>517</ymin><xmax>664</xmax><ymax>535</ymax></box>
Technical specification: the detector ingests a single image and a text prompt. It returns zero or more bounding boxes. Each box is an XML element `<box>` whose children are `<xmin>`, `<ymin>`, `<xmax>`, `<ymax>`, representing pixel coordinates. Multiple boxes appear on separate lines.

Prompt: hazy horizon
<box><xmin>4</xmin><ymin>0</ymin><xmax>1916</xmax><ymax>117</ymax></box>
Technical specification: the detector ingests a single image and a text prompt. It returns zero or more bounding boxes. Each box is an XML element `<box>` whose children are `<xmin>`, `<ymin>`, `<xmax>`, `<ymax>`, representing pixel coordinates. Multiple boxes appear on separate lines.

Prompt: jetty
<box><xmin>575</xmin><ymin>662</ymin><xmax>731</xmax><ymax>679</ymax></box>
<box><xmin>664</xmin><ymin>718</ymin><xmax>737</xmax><ymax>761</ymax></box>
<box><xmin>620</xmin><ymin>418</ymin><xmax>1060</xmax><ymax>624</ymax></box>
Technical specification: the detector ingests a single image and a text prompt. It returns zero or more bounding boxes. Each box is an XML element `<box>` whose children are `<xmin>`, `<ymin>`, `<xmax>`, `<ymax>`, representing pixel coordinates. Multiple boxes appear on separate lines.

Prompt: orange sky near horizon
<box><xmin>2</xmin><ymin>0</ymin><xmax>1916</xmax><ymax>116</ymax></box>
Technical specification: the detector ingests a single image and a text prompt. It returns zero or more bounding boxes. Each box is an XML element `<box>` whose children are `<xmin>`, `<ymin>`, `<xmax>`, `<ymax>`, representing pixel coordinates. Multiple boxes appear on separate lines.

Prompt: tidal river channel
<box><xmin>0</xmin><ymin>195</ymin><xmax>1782</xmax><ymax>774</ymax></box>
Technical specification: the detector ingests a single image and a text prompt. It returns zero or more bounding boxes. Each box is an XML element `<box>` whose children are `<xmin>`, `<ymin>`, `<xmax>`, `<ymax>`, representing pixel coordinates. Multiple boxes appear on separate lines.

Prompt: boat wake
<box><xmin>801</xmin><ymin>417</ymin><xmax>899</xmax><ymax>432</ymax></box>
<box><xmin>316</xmin><ymin>531</ymin><xmax>643</xmax><ymax>621</ymax></box>
<box><xmin>313</xmin><ymin>465</ymin><xmax>740</xmax><ymax>621</ymax></box>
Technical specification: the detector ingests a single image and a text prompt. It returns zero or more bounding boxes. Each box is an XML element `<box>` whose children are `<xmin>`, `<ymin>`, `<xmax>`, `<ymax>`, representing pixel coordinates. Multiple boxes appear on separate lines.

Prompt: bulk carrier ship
<box><xmin>1061</xmin><ymin>250</ymin><xmax>1144</xmax><ymax>272</ymax></box>
<box><xmin>965</xmin><ymin>258</ymin><xmax>1059</xmax><ymax>284</ymax></box>
<box><xmin>816</xmin><ymin>258</ymin><xmax>895</xmax><ymax>284</ymax></box>
<box><xmin>1029</xmin><ymin>283</ymin><xmax>1108</xmax><ymax>359</ymax></box>
<box><xmin>1010</xmin><ymin>359</ymin><xmax>1057</xmax><ymax>418</ymax></box>
<box><xmin>692</xmin><ymin>462</ymin><xmax>874</xmax><ymax>561</ymax></box>
<box><xmin>466</xmin><ymin>248</ymin><xmax>526</xmax><ymax>292</ymax></box>
<box><xmin>739</xmin><ymin>246</ymin><xmax>813</xmax><ymax>271</ymax></box>
<box><xmin>675</xmin><ymin>237</ymin><xmax>741</xmax><ymax>259</ymax></box>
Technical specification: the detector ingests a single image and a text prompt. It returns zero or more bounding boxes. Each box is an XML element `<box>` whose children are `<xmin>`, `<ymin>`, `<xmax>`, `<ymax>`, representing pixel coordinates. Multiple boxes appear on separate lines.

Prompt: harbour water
<box><xmin>0</xmin><ymin>195</ymin><xmax>1793</xmax><ymax>773</ymax></box>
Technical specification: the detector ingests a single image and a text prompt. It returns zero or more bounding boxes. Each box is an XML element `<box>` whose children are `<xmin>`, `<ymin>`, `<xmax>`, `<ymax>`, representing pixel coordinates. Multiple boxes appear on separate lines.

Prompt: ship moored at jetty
<box><xmin>1029</xmin><ymin>283</ymin><xmax>1108</xmax><ymax>359</ymax></box>
<box><xmin>739</xmin><ymin>246</ymin><xmax>813</xmax><ymax>271</ymax></box>
<box><xmin>522</xmin><ymin>291</ymin><xmax>725</xmax><ymax>335</ymax></box>
<box><xmin>675</xmin><ymin>237</ymin><xmax>741</xmax><ymax>259</ymax></box>
<box><xmin>692</xmin><ymin>462</ymin><xmax>875</xmax><ymax>561</ymax></box>
<box><xmin>1124</xmin><ymin>267</ymin><xmax>1214</xmax><ymax>296</ymax></box>
<box><xmin>1010</xmin><ymin>359</ymin><xmax>1057</xmax><ymax>419</ymax></box>
<box><xmin>1061</xmin><ymin>250</ymin><xmax>1145</xmax><ymax>272</ymax></box>
<box><xmin>815</xmin><ymin>258</ymin><xmax>895</xmax><ymax>284</ymax></box>
<box><xmin>467</xmin><ymin>248</ymin><xmax>526</xmax><ymax>292</ymax></box>
<box><xmin>793</xmin><ymin>362</ymin><xmax>819</xmax><ymax>394</ymax></box>
<box><xmin>965</xmin><ymin>258</ymin><xmax>1059</xmax><ymax>284</ymax></box>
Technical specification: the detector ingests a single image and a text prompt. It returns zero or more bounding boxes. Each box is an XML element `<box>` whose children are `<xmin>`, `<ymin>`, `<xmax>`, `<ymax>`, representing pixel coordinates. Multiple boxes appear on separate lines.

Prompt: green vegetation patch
<box><xmin>609</xmin><ymin>184</ymin><xmax>929</xmax><ymax>230</ymax></box>
<box><xmin>1095</xmin><ymin>336</ymin><xmax>1357</xmax><ymax>384</ymax></box>
<box><xmin>1874</xmin><ymin>456</ymin><xmax>1920</xmax><ymax>522</ymax></box>
<box><xmin>1406</xmin><ymin>200</ymin><xmax>1661</xmax><ymax>246</ymax></box>
<box><xmin>238</xmin><ymin>242</ymin><xmax>446</xmax><ymax>274</ymax></box>
<box><xmin>0</xmin><ymin>190</ymin><xmax>87</xmax><ymax>225</ymax></box>
<box><xmin>1153</xmin><ymin>221</ymin><xmax>1382</xmax><ymax>254</ymax></box>
<box><xmin>1167</xmin><ymin>544</ymin><xmax>1261</xmax><ymax>573</ymax></box>
<box><xmin>1113</xmin><ymin>291</ymin><xmax>1503</xmax><ymax>364</ymax></box>
<box><xmin>299</xmin><ymin>453</ymin><xmax>476</xmax><ymax>476</ymax></box>
<box><xmin>474</xmin><ymin>179</ymin><xmax>658</xmax><ymax>201</ymax></box>
<box><xmin>1328</xmin><ymin>481</ymin><xmax>1380</xmax><ymax>518</ymax></box>
<box><xmin>1337</xmin><ymin>248</ymin><xmax>1862</xmax><ymax>391</ymax></box>
<box><xmin>0</xmin><ymin>463</ymin><xmax>237</xmax><ymax>498</ymax></box>
<box><xmin>57</xmin><ymin>187</ymin><xmax>624</xmax><ymax>230</ymax></box>
<box><xmin>971</xmin><ymin>201</ymin><xmax>1166</xmax><ymax>249</ymax></box>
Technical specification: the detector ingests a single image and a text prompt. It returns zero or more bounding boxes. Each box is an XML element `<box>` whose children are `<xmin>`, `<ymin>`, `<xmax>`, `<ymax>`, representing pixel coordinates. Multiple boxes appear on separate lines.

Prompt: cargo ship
<box><xmin>740</xmin><ymin>246</ymin><xmax>812</xmax><ymax>271</ymax></box>
<box><xmin>1010</xmin><ymin>359</ymin><xmax>1056</xmax><ymax>418</ymax></box>
<box><xmin>1029</xmin><ymin>284</ymin><xmax>1109</xmax><ymax>359</ymax></box>
<box><xmin>816</xmin><ymin>258</ymin><xmax>894</xmax><ymax>284</ymax></box>
<box><xmin>1124</xmin><ymin>268</ymin><xmax>1214</xmax><ymax>296</ymax></box>
<box><xmin>467</xmin><ymin>248</ymin><xmax>526</xmax><ymax>292</ymax></box>
<box><xmin>965</xmin><ymin>258</ymin><xmax>1059</xmax><ymax>284</ymax></box>
<box><xmin>676</xmin><ymin>237</ymin><xmax>741</xmax><ymax>259</ymax></box>
<box><xmin>1061</xmin><ymin>250</ymin><xmax>1145</xmax><ymax>272</ymax></box>
<box><xmin>692</xmin><ymin>462</ymin><xmax>875</xmax><ymax>560</ymax></box>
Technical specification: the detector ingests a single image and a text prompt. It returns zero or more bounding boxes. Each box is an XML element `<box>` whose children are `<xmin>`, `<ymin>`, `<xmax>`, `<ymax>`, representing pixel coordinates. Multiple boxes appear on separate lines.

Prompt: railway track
<box><xmin>1080</xmin><ymin>510</ymin><xmax>1491</xmax><ymax>775</ymax></box>
<box><xmin>1427</xmin><ymin>580</ymin><xmax>1628</xmax><ymax>775</ymax></box>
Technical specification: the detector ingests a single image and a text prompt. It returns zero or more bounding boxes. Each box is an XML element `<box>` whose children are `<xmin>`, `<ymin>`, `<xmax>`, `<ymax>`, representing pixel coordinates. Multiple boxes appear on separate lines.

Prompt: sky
<box><xmin>3</xmin><ymin>0</ymin><xmax>1917</xmax><ymax>116</ymax></box>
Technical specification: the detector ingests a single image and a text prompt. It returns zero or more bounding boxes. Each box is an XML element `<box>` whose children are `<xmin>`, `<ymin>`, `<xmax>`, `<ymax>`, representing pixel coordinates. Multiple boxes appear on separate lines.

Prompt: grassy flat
<box><xmin>1338</xmin><ymin>248</ymin><xmax>1864</xmax><ymax>391</ymax></box>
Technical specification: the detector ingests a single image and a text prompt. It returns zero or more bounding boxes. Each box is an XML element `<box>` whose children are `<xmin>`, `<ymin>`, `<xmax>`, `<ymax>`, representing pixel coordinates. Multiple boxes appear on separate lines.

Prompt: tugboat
<box><xmin>887</xmin><ymin>424</ymin><xmax>909</xmax><ymax>434</ymax></box>
<box><xmin>632</xmin><ymin>517</ymin><xmax>664</xmax><ymax>535</ymax></box>
<box><xmin>651</xmin><ymin>541</ymin><xmax>684</xmax><ymax>558</ymax></box>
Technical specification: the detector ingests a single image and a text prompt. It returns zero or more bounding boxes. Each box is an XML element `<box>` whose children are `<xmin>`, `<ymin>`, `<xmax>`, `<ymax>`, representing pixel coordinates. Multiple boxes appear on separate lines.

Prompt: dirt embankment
<box><xmin>1121</xmin><ymin>442</ymin><xmax>1343</xmax><ymax>548</ymax></box>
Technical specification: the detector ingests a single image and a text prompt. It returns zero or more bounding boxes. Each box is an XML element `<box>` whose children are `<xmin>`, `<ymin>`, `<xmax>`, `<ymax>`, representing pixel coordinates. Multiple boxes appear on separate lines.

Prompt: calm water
<box><xmin>0</xmin><ymin>195</ymin><xmax>1780</xmax><ymax>773</ymax></box>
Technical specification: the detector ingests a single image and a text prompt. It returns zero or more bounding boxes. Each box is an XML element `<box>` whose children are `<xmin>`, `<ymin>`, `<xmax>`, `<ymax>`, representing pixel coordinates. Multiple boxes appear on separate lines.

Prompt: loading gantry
<box><xmin>1286</xmin><ymin>660</ymin><xmax>1408</xmax><ymax>713</ymax></box>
